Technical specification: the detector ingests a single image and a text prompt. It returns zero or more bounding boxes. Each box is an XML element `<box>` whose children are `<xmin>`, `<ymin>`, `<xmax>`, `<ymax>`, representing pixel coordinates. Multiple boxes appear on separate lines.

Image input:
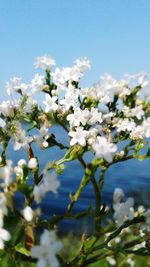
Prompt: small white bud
<box><xmin>28</xmin><ymin>158</ymin><xmax>37</xmax><ymax>169</ymax></box>
<box><xmin>18</xmin><ymin>159</ymin><xmax>26</xmax><ymax>167</ymax></box>
<box><xmin>22</xmin><ymin>206</ymin><xmax>33</xmax><ymax>222</ymax></box>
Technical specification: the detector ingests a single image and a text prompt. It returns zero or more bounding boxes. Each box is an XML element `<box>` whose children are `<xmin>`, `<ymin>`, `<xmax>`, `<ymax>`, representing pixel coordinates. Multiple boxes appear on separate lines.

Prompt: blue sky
<box><xmin>0</xmin><ymin>0</ymin><xmax>150</xmax><ymax>99</ymax></box>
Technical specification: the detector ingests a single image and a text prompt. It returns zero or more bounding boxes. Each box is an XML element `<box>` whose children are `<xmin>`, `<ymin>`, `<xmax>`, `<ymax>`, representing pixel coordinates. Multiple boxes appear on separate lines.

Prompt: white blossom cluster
<box><xmin>113</xmin><ymin>188</ymin><xmax>135</xmax><ymax>226</ymax></box>
<box><xmin>0</xmin><ymin>55</ymin><xmax>150</xmax><ymax>265</ymax></box>
<box><xmin>0</xmin><ymin>55</ymin><xmax>149</xmax><ymax>164</ymax></box>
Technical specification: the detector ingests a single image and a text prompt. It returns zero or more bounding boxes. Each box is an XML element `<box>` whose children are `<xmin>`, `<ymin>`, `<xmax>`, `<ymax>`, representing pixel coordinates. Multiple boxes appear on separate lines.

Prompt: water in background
<box><xmin>7</xmin><ymin>125</ymin><xmax>150</xmax><ymax>233</ymax></box>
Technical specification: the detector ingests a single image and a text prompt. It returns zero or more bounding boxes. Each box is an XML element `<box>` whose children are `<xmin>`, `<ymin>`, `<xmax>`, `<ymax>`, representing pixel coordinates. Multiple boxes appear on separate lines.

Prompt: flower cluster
<box><xmin>0</xmin><ymin>55</ymin><xmax>149</xmax><ymax>267</ymax></box>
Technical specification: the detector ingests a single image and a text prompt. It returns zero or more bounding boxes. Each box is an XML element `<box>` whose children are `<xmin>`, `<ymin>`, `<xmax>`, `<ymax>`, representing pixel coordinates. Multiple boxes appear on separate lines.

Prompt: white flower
<box><xmin>5</xmin><ymin>77</ymin><xmax>21</xmax><ymax>95</ymax></box>
<box><xmin>43</xmin><ymin>171</ymin><xmax>60</xmax><ymax>195</ymax></box>
<box><xmin>69</xmin><ymin>127</ymin><xmax>88</xmax><ymax>146</ymax></box>
<box><xmin>67</xmin><ymin>107</ymin><xmax>100</xmax><ymax>127</ymax></box>
<box><xmin>59</xmin><ymin>83</ymin><xmax>79</xmax><ymax>110</ymax></box>
<box><xmin>30</xmin><ymin>230</ymin><xmax>62</xmax><ymax>267</ymax></box>
<box><xmin>0</xmin><ymin>194</ymin><xmax>10</xmax><ymax>249</ymax></box>
<box><xmin>34</xmin><ymin>55</ymin><xmax>56</xmax><ymax>69</ymax></box>
<box><xmin>113</xmin><ymin>188</ymin><xmax>124</xmax><ymax>203</ymax></box>
<box><xmin>95</xmin><ymin>83</ymin><xmax>110</xmax><ymax>104</ymax></box>
<box><xmin>127</xmin><ymin>258</ymin><xmax>135</xmax><ymax>266</ymax></box>
<box><xmin>87</xmin><ymin>127</ymin><xmax>99</xmax><ymax>145</ymax></box>
<box><xmin>14</xmin><ymin>159</ymin><xmax>26</xmax><ymax>180</ymax></box>
<box><xmin>14</xmin><ymin>166</ymin><xmax>23</xmax><ymax>179</ymax></box>
<box><xmin>88</xmin><ymin>107</ymin><xmax>103</xmax><ymax>125</ymax></box>
<box><xmin>100</xmin><ymin>73</ymin><xmax>117</xmax><ymax>90</ymax></box>
<box><xmin>115</xmin><ymin>118</ymin><xmax>136</xmax><ymax>132</ymax></box>
<box><xmin>130</xmin><ymin>105</ymin><xmax>144</xmax><ymax>120</ymax></box>
<box><xmin>130</xmin><ymin>125</ymin><xmax>144</xmax><ymax>140</ymax></box>
<box><xmin>80</xmin><ymin>86</ymin><xmax>99</xmax><ymax>101</ymax></box>
<box><xmin>18</xmin><ymin>159</ymin><xmax>26</xmax><ymax>167</ymax></box>
<box><xmin>0</xmin><ymin>161</ymin><xmax>13</xmax><ymax>186</ymax></box>
<box><xmin>92</xmin><ymin>136</ymin><xmax>117</xmax><ymax>162</ymax></box>
<box><xmin>34</xmin><ymin>126</ymin><xmax>50</xmax><ymax>149</ymax></box>
<box><xmin>52</xmin><ymin>65</ymin><xmax>81</xmax><ymax>85</ymax></box>
<box><xmin>115</xmin><ymin>237</ymin><xmax>121</xmax><ymax>243</ymax></box>
<box><xmin>141</xmin><ymin>117</ymin><xmax>150</xmax><ymax>138</ymax></box>
<box><xmin>33</xmin><ymin>185</ymin><xmax>46</xmax><ymax>204</ymax></box>
<box><xmin>138</xmin><ymin>73</ymin><xmax>148</xmax><ymax>87</ymax></box>
<box><xmin>30</xmin><ymin>74</ymin><xmax>44</xmax><ymax>93</ymax></box>
<box><xmin>142</xmin><ymin>209</ymin><xmax>150</xmax><ymax>232</ymax></box>
<box><xmin>67</xmin><ymin>108</ymin><xmax>84</xmax><ymax>127</ymax></box>
<box><xmin>5</xmin><ymin>77</ymin><xmax>28</xmax><ymax>96</ymax></box>
<box><xmin>113</xmin><ymin>197</ymin><xmax>134</xmax><ymax>226</ymax></box>
<box><xmin>103</xmin><ymin>111</ymin><xmax>114</xmax><ymax>124</ymax></box>
<box><xmin>0</xmin><ymin>224</ymin><xmax>11</xmax><ymax>249</ymax></box>
<box><xmin>130</xmin><ymin>118</ymin><xmax>150</xmax><ymax>139</ymax></box>
<box><xmin>33</xmin><ymin>171</ymin><xmax>60</xmax><ymax>203</ymax></box>
<box><xmin>122</xmin><ymin>105</ymin><xmax>131</xmax><ymax>117</ymax></box>
<box><xmin>106</xmin><ymin>256</ymin><xmax>116</xmax><ymax>266</ymax></box>
<box><xmin>22</xmin><ymin>206</ymin><xmax>33</xmax><ymax>222</ymax></box>
<box><xmin>0</xmin><ymin>100</ymin><xmax>15</xmax><ymax>117</ymax></box>
<box><xmin>74</xmin><ymin>57</ymin><xmax>91</xmax><ymax>73</ymax></box>
<box><xmin>113</xmin><ymin>81</ymin><xmax>130</xmax><ymax>98</ymax></box>
<box><xmin>43</xmin><ymin>95</ymin><xmax>58</xmax><ymax>113</ymax></box>
<box><xmin>52</xmin><ymin>68</ymin><xmax>66</xmax><ymax>85</ymax></box>
<box><xmin>12</xmin><ymin>123</ymin><xmax>33</xmax><ymax>151</ymax></box>
<box><xmin>28</xmin><ymin>158</ymin><xmax>38</xmax><ymax>169</ymax></box>
<box><xmin>0</xmin><ymin>194</ymin><xmax>8</xmax><ymax>216</ymax></box>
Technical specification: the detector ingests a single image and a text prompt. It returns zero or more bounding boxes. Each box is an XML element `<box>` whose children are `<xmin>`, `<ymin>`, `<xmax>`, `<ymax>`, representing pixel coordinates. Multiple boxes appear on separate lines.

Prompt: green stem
<box><xmin>80</xmin><ymin>251</ymin><xmax>114</xmax><ymax>267</ymax></box>
<box><xmin>1</xmin><ymin>141</ymin><xmax>9</xmax><ymax>164</ymax></box>
<box><xmin>106</xmin><ymin>245</ymin><xmax>150</xmax><ymax>256</ymax></box>
<box><xmin>67</xmin><ymin>175</ymin><xmax>89</xmax><ymax>213</ymax></box>
<box><xmin>90</xmin><ymin>174</ymin><xmax>101</xmax><ymax>234</ymax></box>
<box><xmin>93</xmin><ymin>215</ymin><xmax>145</xmax><ymax>252</ymax></box>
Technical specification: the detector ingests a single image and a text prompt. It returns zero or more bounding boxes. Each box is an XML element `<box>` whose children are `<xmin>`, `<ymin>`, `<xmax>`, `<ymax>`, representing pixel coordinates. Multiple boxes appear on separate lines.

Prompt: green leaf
<box><xmin>0</xmin><ymin>253</ymin><xmax>17</xmax><ymax>267</ymax></box>
<box><xmin>15</xmin><ymin>244</ymin><xmax>30</xmax><ymax>257</ymax></box>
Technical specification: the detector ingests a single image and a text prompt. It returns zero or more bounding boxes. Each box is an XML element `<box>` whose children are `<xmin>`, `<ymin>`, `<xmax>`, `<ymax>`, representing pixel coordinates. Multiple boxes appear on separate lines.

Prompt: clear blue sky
<box><xmin>0</xmin><ymin>0</ymin><xmax>150</xmax><ymax>99</ymax></box>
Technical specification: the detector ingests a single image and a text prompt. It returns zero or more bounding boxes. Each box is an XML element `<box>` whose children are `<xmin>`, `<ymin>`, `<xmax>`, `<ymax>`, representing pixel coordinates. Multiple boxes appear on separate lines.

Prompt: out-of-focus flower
<box><xmin>0</xmin><ymin>161</ymin><xmax>13</xmax><ymax>186</ymax></box>
<box><xmin>34</xmin><ymin>55</ymin><xmax>56</xmax><ymax>69</ymax></box>
<box><xmin>30</xmin><ymin>229</ymin><xmax>62</xmax><ymax>267</ymax></box>
<box><xmin>113</xmin><ymin>188</ymin><xmax>124</xmax><ymax>203</ymax></box>
<box><xmin>106</xmin><ymin>256</ymin><xmax>116</xmax><ymax>266</ymax></box>
<box><xmin>127</xmin><ymin>258</ymin><xmax>135</xmax><ymax>266</ymax></box>
<box><xmin>33</xmin><ymin>171</ymin><xmax>60</xmax><ymax>203</ymax></box>
<box><xmin>114</xmin><ymin>198</ymin><xmax>134</xmax><ymax>226</ymax></box>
